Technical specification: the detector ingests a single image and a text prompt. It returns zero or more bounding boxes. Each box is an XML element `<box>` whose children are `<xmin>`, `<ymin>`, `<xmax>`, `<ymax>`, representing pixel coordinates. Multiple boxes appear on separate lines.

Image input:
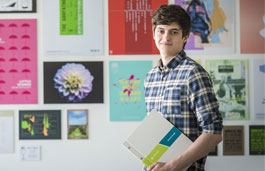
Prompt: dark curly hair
<box><xmin>152</xmin><ymin>4</ymin><xmax>191</xmax><ymax>39</ymax></box>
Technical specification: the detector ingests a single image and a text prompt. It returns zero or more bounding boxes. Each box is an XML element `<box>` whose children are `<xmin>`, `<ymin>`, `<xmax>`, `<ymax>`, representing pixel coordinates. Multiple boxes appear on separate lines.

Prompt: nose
<box><xmin>162</xmin><ymin>31</ymin><xmax>171</xmax><ymax>41</ymax></box>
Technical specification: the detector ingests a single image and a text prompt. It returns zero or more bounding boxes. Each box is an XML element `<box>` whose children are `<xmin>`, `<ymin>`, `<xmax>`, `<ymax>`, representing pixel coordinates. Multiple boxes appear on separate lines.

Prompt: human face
<box><xmin>153</xmin><ymin>23</ymin><xmax>188</xmax><ymax>59</ymax></box>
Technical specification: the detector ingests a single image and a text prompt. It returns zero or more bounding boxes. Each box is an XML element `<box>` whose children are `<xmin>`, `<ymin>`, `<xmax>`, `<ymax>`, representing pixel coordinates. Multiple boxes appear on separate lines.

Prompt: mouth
<box><xmin>160</xmin><ymin>42</ymin><xmax>172</xmax><ymax>46</ymax></box>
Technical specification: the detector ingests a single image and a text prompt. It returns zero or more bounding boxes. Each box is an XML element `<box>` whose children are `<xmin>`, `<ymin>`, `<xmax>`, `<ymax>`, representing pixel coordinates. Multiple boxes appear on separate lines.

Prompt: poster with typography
<box><xmin>223</xmin><ymin>126</ymin><xmax>244</xmax><ymax>155</ymax></box>
<box><xmin>205</xmin><ymin>59</ymin><xmax>248</xmax><ymax>120</ymax></box>
<box><xmin>43</xmin><ymin>0</ymin><xmax>103</xmax><ymax>56</ymax></box>
<box><xmin>253</xmin><ymin>59</ymin><xmax>265</xmax><ymax>120</ymax></box>
<box><xmin>109</xmin><ymin>0</ymin><xmax>167</xmax><ymax>55</ymax></box>
<box><xmin>109</xmin><ymin>61</ymin><xmax>152</xmax><ymax>121</ymax></box>
<box><xmin>0</xmin><ymin>0</ymin><xmax>36</xmax><ymax>13</ymax></box>
<box><xmin>240</xmin><ymin>0</ymin><xmax>265</xmax><ymax>53</ymax></box>
<box><xmin>249</xmin><ymin>125</ymin><xmax>265</xmax><ymax>155</ymax></box>
<box><xmin>174</xmin><ymin>0</ymin><xmax>234</xmax><ymax>54</ymax></box>
<box><xmin>44</xmin><ymin>62</ymin><xmax>103</xmax><ymax>104</ymax></box>
<box><xmin>19</xmin><ymin>110</ymin><xmax>61</xmax><ymax>140</ymax></box>
<box><xmin>0</xmin><ymin>19</ymin><xmax>37</xmax><ymax>104</ymax></box>
<box><xmin>0</xmin><ymin>110</ymin><xmax>14</xmax><ymax>153</ymax></box>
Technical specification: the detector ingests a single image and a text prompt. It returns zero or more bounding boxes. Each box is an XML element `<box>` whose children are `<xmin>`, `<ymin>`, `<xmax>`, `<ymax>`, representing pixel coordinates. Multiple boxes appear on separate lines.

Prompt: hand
<box><xmin>147</xmin><ymin>162</ymin><xmax>171</xmax><ymax>171</ymax></box>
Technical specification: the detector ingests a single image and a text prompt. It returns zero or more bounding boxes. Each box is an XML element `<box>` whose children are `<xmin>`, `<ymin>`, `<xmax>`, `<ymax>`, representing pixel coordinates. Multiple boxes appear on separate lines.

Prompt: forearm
<box><xmin>167</xmin><ymin>133</ymin><xmax>222</xmax><ymax>171</ymax></box>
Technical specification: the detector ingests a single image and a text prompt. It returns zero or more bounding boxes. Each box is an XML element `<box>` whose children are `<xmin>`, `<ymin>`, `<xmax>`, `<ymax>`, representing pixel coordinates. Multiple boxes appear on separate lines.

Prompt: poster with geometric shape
<box><xmin>109</xmin><ymin>61</ymin><xmax>152</xmax><ymax>121</ymax></box>
<box><xmin>249</xmin><ymin>125</ymin><xmax>265</xmax><ymax>155</ymax></box>
<box><xmin>67</xmin><ymin>109</ymin><xmax>88</xmax><ymax>139</ymax></box>
<box><xmin>253</xmin><ymin>59</ymin><xmax>265</xmax><ymax>120</ymax></box>
<box><xmin>174</xmin><ymin>0</ymin><xmax>235</xmax><ymax>54</ymax></box>
<box><xmin>43</xmin><ymin>0</ymin><xmax>103</xmax><ymax>56</ymax></box>
<box><xmin>44</xmin><ymin>61</ymin><xmax>103</xmax><ymax>104</ymax></box>
<box><xmin>240</xmin><ymin>0</ymin><xmax>265</xmax><ymax>53</ymax></box>
<box><xmin>19</xmin><ymin>110</ymin><xmax>61</xmax><ymax>140</ymax></box>
<box><xmin>0</xmin><ymin>0</ymin><xmax>36</xmax><ymax>13</ymax></box>
<box><xmin>205</xmin><ymin>59</ymin><xmax>249</xmax><ymax>120</ymax></box>
<box><xmin>109</xmin><ymin>0</ymin><xmax>167</xmax><ymax>55</ymax></box>
<box><xmin>0</xmin><ymin>19</ymin><xmax>37</xmax><ymax>104</ymax></box>
<box><xmin>0</xmin><ymin>110</ymin><xmax>14</xmax><ymax>153</ymax></box>
<box><xmin>223</xmin><ymin>125</ymin><xmax>244</xmax><ymax>155</ymax></box>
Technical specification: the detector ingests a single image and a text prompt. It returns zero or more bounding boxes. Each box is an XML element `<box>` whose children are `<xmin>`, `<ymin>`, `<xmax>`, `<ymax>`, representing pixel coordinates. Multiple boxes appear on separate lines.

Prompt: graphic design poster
<box><xmin>0</xmin><ymin>19</ymin><xmax>38</xmax><ymax>104</ymax></box>
<box><xmin>253</xmin><ymin>59</ymin><xmax>265</xmax><ymax>120</ymax></box>
<box><xmin>205</xmin><ymin>59</ymin><xmax>249</xmax><ymax>120</ymax></box>
<box><xmin>0</xmin><ymin>110</ymin><xmax>14</xmax><ymax>153</ymax></box>
<box><xmin>19</xmin><ymin>110</ymin><xmax>61</xmax><ymax>140</ymax></box>
<box><xmin>60</xmin><ymin>0</ymin><xmax>83</xmax><ymax>35</ymax></box>
<box><xmin>109</xmin><ymin>0</ymin><xmax>167</xmax><ymax>55</ymax></box>
<box><xmin>43</xmin><ymin>0</ymin><xmax>103</xmax><ymax>56</ymax></box>
<box><xmin>44</xmin><ymin>62</ymin><xmax>103</xmax><ymax>104</ymax></box>
<box><xmin>67</xmin><ymin>109</ymin><xmax>88</xmax><ymax>139</ymax></box>
<box><xmin>249</xmin><ymin>125</ymin><xmax>265</xmax><ymax>155</ymax></box>
<box><xmin>240</xmin><ymin>0</ymin><xmax>265</xmax><ymax>53</ymax></box>
<box><xmin>174</xmin><ymin>0</ymin><xmax>234</xmax><ymax>54</ymax></box>
<box><xmin>109</xmin><ymin>61</ymin><xmax>152</xmax><ymax>121</ymax></box>
<box><xmin>0</xmin><ymin>0</ymin><xmax>36</xmax><ymax>13</ymax></box>
<box><xmin>223</xmin><ymin>126</ymin><xmax>244</xmax><ymax>155</ymax></box>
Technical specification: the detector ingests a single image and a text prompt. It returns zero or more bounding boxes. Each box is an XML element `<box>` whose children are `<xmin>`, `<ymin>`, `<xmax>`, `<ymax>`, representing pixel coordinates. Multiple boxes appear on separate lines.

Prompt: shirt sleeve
<box><xmin>187</xmin><ymin>65</ymin><xmax>223</xmax><ymax>134</ymax></box>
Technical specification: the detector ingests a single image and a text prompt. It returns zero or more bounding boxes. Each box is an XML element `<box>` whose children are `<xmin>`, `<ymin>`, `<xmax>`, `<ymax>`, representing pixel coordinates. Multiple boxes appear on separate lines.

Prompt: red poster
<box><xmin>109</xmin><ymin>0</ymin><xmax>167</xmax><ymax>55</ymax></box>
<box><xmin>240</xmin><ymin>0</ymin><xmax>265</xmax><ymax>53</ymax></box>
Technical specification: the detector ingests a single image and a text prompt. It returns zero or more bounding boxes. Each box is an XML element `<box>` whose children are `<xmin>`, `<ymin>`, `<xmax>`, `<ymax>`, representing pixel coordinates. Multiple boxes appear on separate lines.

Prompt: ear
<box><xmin>152</xmin><ymin>26</ymin><xmax>156</xmax><ymax>39</ymax></box>
<box><xmin>183</xmin><ymin>35</ymin><xmax>189</xmax><ymax>43</ymax></box>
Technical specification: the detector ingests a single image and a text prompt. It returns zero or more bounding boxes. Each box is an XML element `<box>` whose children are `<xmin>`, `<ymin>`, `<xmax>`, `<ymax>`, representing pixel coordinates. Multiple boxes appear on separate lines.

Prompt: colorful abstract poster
<box><xmin>19</xmin><ymin>110</ymin><xmax>61</xmax><ymax>140</ymax></box>
<box><xmin>205</xmin><ymin>59</ymin><xmax>249</xmax><ymax>120</ymax></box>
<box><xmin>223</xmin><ymin>126</ymin><xmax>244</xmax><ymax>155</ymax></box>
<box><xmin>174</xmin><ymin>0</ymin><xmax>235</xmax><ymax>54</ymax></box>
<box><xmin>43</xmin><ymin>0</ymin><xmax>103</xmax><ymax>56</ymax></box>
<box><xmin>109</xmin><ymin>61</ymin><xmax>152</xmax><ymax>121</ymax></box>
<box><xmin>44</xmin><ymin>62</ymin><xmax>103</xmax><ymax>104</ymax></box>
<box><xmin>249</xmin><ymin>125</ymin><xmax>265</xmax><ymax>155</ymax></box>
<box><xmin>0</xmin><ymin>110</ymin><xmax>14</xmax><ymax>153</ymax></box>
<box><xmin>67</xmin><ymin>109</ymin><xmax>88</xmax><ymax>139</ymax></box>
<box><xmin>109</xmin><ymin>0</ymin><xmax>167</xmax><ymax>55</ymax></box>
<box><xmin>0</xmin><ymin>19</ymin><xmax>38</xmax><ymax>104</ymax></box>
<box><xmin>240</xmin><ymin>0</ymin><xmax>265</xmax><ymax>53</ymax></box>
<box><xmin>253</xmin><ymin>59</ymin><xmax>265</xmax><ymax>120</ymax></box>
<box><xmin>0</xmin><ymin>0</ymin><xmax>36</xmax><ymax>13</ymax></box>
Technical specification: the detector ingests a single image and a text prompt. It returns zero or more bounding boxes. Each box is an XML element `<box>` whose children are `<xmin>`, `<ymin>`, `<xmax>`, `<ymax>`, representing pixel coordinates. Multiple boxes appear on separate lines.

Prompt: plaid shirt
<box><xmin>144</xmin><ymin>50</ymin><xmax>223</xmax><ymax>171</ymax></box>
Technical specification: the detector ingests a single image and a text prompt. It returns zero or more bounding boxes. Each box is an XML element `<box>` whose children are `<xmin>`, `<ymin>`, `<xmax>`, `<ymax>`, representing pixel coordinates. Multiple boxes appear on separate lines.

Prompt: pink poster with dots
<box><xmin>0</xmin><ymin>19</ymin><xmax>37</xmax><ymax>104</ymax></box>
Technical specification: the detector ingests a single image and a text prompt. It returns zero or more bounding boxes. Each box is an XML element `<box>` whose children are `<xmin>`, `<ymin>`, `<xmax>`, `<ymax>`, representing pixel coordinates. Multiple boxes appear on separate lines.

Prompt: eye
<box><xmin>157</xmin><ymin>29</ymin><xmax>164</xmax><ymax>34</ymax></box>
<box><xmin>171</xmin><ymin>30</ymin><xmax>178</xmax><ymax>35</ymax></box>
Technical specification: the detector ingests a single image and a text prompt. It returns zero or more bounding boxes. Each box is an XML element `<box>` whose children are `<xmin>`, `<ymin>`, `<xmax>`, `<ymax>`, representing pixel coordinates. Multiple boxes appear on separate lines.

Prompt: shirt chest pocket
<box><xmin>162</xmin><ymin>86</ymin><xmax>182</xmax><ymax>115</ymax></box>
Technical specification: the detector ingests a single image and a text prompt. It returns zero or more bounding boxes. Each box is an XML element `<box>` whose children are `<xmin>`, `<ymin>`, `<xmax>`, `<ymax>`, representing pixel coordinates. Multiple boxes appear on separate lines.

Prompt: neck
<box><xmin>161</xmin><ymin>55</ymin><xmax>174</xmax><ymax>66</ymax></box>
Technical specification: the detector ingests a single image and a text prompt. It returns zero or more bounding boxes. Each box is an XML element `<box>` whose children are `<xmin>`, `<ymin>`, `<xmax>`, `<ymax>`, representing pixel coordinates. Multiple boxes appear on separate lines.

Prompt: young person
<box><xmin>144</xmin><ymin>4</ymin><xmax>223</xmax><ymax>171</ymax></box>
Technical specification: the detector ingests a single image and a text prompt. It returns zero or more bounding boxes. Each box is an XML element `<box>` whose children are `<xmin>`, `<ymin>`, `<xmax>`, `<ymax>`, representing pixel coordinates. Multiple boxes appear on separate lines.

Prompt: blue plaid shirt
<box><xmin>144</xmin><ymin>50</ymin><xmax>223</xmax><ymax>171</ymax></box>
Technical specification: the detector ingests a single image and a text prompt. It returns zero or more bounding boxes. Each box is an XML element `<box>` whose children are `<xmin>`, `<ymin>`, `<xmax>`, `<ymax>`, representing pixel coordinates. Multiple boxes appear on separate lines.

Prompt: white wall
<box><xmin>0</xmin><ymin>0</ymin><xmax>264</xmax><ymax>171</ymax></box>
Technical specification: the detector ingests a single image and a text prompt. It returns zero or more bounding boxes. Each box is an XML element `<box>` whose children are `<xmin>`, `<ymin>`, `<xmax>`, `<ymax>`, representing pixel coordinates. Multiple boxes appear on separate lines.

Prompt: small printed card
<box><xmin>20</xmin><ymin>145</ymin><xmax>40</xmax><ymax>161</ymax></box>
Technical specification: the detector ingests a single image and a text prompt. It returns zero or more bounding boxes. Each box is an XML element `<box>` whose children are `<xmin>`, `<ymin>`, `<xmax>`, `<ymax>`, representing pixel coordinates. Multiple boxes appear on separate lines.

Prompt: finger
<box><xmin>147</xmin><ymin>163</ymin><xmax>157</xmax><ymax>171</ymax></box>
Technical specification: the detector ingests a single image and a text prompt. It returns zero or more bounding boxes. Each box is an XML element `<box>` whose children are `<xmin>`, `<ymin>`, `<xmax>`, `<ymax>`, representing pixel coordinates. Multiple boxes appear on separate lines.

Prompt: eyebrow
<box><xmin>156</xmin><ymin>27</ymin><xmax>181</xmax><ymax>31</ymax></box>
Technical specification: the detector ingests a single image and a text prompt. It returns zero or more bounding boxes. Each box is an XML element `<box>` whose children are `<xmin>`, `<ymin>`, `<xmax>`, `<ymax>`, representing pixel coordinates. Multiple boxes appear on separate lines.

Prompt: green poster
<box><xmin>205</xmin><ymin>59</ymin><xmax>249</xmax><ymax>120</ymax></box>
<box><xmin>60</xmin><ymin>0</ymin><xmax>83</xmax><ymax>35</ymax></box>
<box><xmin>249</xmin><ymin>125</ymin><xmax>265</xmax><ymax>155</ymax></box>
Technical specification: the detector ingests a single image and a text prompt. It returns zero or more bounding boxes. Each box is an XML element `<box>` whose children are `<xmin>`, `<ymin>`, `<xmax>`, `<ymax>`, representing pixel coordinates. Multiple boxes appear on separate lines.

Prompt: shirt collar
<box><xmin>158</xmin><ymin>50</ymin><xmax>186</xmax><ymax>71</ymax></box>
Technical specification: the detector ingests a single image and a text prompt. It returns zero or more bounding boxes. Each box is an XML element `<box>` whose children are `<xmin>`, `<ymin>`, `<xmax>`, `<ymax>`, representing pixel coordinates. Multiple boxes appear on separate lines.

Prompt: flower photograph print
<box><xmin>44</xmin><ymin>61</ymin><xmax>103</xmax><ymax>104</ymax></box>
